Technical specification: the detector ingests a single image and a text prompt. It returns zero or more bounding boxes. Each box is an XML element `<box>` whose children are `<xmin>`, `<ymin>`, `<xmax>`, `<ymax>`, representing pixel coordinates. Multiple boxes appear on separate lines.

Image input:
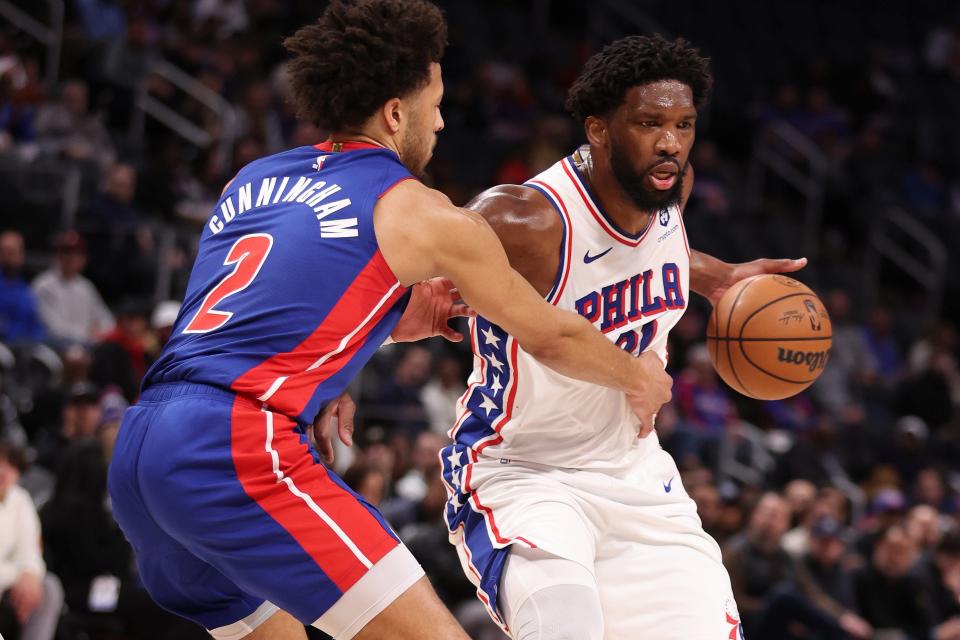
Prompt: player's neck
<box><xmin>326</xmin><ymin>130</ymin><xmax>401</xmax><ymax>158</ymax></box>
<box><xmin>581</xmin><ymin>153</ymin><xmax>652</xmax><ymax>235</ymax></box>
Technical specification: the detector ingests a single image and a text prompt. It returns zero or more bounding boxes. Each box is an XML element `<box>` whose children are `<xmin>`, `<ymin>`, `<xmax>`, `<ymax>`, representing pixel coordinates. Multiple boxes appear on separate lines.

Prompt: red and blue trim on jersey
<box><xmin>144</xmin><ymin>143</ymin><xmax>415</xmax><ymax>425</ymax></box>
<box><xmin>525</xmin><ymin>179</ymin><xmax>573</xmax><ymax>305</ymax></box>
<box><xmin>231</xmin><ymin>249</ymin><xmax>407</xmax><ymax>421</ymax></box>
<box><xmin>562</xmin><ymin>156</ymin><xmax>658</xmax><ymax>248</ymax></box>
<box><xmin>439</xmin><ymin>440</ymin><xmax>536</xmax><ymax>632</ymax></box>
<box><xmin>449</xmin><ymin>317</ymin><xmax>519</xmax><ymax>452</ymax></box>
<box><xmin>443</xmin><ymin>316</ymin><xmax>528</xmax><ymax>629</ymax></box>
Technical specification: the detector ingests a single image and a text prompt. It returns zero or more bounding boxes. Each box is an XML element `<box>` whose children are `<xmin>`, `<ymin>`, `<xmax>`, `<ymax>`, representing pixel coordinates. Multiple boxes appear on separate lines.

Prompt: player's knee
<box><xmin>509</xmin><ymin>584</ymin><xmax>604</xmax><ymax>640</ymax></box>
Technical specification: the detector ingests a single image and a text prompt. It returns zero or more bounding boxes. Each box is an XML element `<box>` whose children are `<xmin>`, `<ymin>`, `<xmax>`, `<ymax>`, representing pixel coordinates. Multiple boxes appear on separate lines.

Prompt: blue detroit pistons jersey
<box><xmin>145</xmin><ymin>141</ymin><xmax>413</xmax><ymax>424</ymax></box>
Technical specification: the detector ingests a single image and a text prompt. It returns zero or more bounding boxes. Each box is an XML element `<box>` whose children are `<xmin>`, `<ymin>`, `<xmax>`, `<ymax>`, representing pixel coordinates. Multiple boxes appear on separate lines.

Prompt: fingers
<box><xmin>313</xmin><ymin>400</ymin><xmax>337</xmax><ymax>464</ymax></box>
<box><xmin>640</xmin><ymin>350</ymin><xmax>666</xmax><ymax>369</ymax></box>
<box><xmin>337</xmin><ymin>393</ymin><xmax>356</xmax><ymax>447</ymax></box>
<box><xmin>448</xmin><ymin>303</ymin><xmax>475</xmax><ymax>319</ymax></box>
<box><xmin>433</xmin><ymin>277</ymin><xmax>456</xmax><ymax>291</ymax></box>
<box><xmin>759</xmin><ymin>257</ymin><xmax>807</xmax><ymax>273</ymax></box>
<box><xmin>439</xmin><ymin>322</ymin><xmax>464</xmax><ymax>342</ymax></box>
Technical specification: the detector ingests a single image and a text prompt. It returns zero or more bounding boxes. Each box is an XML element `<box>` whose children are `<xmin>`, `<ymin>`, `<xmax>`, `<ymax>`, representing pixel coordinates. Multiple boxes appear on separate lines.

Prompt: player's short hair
<box><xmin>565</xmin><ymin>34</ymin><xmax>713</xmax><ymax>122</ymax></box>
<box><xmin>283</xmin><ymin>0</ymin><xmax>447</xmax><ymax>131</ymax></box>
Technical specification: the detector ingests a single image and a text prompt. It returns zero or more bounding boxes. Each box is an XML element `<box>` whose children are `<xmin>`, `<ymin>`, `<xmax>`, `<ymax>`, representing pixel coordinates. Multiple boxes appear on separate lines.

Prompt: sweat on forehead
<box><xmin>625</xmin><ymin>80</ymin><xmax>696</xmax><ymax>111</ymax></box>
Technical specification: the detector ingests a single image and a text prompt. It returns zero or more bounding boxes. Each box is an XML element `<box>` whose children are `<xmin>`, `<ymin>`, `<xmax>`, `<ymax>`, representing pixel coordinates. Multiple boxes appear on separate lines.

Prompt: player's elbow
<box><xmin>516</xmin><ymin>333</ymin><xmax>561</xmax><ymax>363</ymax></box>
<box><xmin>514</xmin><ymin>314</ymin><xmax>585</xmax><ymax>363</ymax></box>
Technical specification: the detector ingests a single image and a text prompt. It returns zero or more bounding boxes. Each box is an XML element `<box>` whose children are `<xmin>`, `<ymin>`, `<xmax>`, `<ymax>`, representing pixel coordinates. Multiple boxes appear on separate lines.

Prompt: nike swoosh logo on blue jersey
<box><xmin>583</xmin><ymin>247</ymin><xmax>612</xmax><ymax>264</ymax></box>
<box><xmin>664</xmin><ymin>477</ymin><xmax>674</xmax><ymax>493</ymax></box>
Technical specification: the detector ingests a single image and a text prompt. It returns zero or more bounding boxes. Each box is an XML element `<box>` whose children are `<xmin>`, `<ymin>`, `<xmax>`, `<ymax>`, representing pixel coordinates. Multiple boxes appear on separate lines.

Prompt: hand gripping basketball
<box><xmin>626</xmin><ymin>351</ymin><xmax>673</xmax><ymax>437</ymax></box>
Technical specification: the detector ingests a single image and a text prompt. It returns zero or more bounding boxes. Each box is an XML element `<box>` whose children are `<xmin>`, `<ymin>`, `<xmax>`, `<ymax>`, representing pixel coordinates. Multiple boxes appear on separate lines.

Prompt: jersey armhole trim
<box><xmin>378</xmin><ymin>176</ymin><xmax>418</xmax><ymax>200</ymax></box>
<box><xmin>525</xmin><ymin>181</ymin><xmax>572</xmax><ymax>305</ymax></box>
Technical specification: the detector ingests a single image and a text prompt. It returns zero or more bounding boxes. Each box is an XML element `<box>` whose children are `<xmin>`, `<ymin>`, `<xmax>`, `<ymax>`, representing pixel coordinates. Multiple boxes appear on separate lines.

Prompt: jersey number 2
<box><xmin>183</xmin><ymin>233</ymin><xmax>274</xmax><ymax>334</ymax></box>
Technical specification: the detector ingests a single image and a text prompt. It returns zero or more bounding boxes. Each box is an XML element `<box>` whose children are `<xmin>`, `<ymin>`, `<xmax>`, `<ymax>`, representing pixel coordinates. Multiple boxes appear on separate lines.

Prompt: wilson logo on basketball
<box><xmin>777</xmin><ymin>347</ymin><xmax>831</xmax><ymax>372</ymax></box>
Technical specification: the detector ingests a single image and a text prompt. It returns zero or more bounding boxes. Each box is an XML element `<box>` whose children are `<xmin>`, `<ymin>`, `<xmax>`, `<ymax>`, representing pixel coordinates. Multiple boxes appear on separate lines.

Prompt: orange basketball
<box><xmin>705</xmin><ymin>274</ymin><xmax>832</xmax><ymax>400</ymax></box>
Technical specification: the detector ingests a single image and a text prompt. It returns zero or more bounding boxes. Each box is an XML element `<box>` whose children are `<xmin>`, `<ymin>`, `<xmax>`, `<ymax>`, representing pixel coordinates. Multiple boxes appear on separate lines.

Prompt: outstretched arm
<box><xmin>689</xmin><ymin>250</ymin><xmax>807</xmax><ymax>306</ymax></box>
<box><xmin>375</xmin><ymin>181</ymin><xmax>672</xmax><ymax>432</ymax></box>
<box><xmin>680</xmin><ymin>164</ymin><xmax>807</xmax><ymax>305</ymax></box>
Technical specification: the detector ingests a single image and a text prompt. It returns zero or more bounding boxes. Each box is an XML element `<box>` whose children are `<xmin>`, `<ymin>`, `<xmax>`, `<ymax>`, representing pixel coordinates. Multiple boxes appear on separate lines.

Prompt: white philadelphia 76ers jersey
<box><xmin>450</xmin><ymin>148</ymin><xmax>690</xmax><ymax>469</ymax></box>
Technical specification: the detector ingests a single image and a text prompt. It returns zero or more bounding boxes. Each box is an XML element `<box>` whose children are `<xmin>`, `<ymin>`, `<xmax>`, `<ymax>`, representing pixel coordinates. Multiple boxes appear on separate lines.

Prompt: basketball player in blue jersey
<box><xmin>107</xmin><ymin>3</ymin><xmax>677</xmax><ymax>640</ymax></box>
<box><xmin>442</xmin><ymin>36</ymin><xmax>808</xmax><ymax>639</ymax></box>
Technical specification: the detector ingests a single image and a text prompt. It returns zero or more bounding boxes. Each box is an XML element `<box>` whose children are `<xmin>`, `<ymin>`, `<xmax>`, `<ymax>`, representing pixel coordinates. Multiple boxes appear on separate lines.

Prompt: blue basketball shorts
<box><xmin>108</xmin><ymin>382</ymin><xmax>423</xmax><ymax>638</ymax></box>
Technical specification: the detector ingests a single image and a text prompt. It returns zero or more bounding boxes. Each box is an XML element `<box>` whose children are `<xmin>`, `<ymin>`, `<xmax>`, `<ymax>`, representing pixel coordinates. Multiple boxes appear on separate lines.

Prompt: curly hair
<box><xmin>565</xmin><ymin>34</ymin><xmax>713</xmax><ymax>122</ymax></box>
<box><xmin>284</xmin><ymin>0</ymin><xmax>447</xmax><ymax>131</ymax></box>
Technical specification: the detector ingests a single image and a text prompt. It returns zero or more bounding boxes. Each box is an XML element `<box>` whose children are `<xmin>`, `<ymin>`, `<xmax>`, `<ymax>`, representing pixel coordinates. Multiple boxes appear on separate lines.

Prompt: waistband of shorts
<box><xmin>140</xmin><ymin>381</ymin><xmax>237</xmax><ymax>403</ymax></box>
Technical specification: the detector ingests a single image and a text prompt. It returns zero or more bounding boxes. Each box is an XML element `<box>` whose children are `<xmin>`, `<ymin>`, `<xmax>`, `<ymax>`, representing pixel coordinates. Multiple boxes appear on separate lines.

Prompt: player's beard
<box><xmin>399</xmin><ymin>115</ymin><xmax>436</xmax><ymax>179</ymax></box>
<box><xmin>609</xmin><ymin>137</ymin><xmax>686</xmax><ymax>214</ymax></box>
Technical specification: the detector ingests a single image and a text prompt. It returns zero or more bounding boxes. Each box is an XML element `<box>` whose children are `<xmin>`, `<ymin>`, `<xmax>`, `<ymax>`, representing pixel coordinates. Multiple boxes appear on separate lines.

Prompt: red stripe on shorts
<box><xmin>230</xmin><ymin>397</ymin><xmax>397</xmax><ymax>592</ymax></box>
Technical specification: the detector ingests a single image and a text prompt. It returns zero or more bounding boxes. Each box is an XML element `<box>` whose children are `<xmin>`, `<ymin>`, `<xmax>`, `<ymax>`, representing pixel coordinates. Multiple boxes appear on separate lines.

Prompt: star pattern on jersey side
<box><xmin>449</xmin><ymin>469</ymin><xmax>461</xmax><ymax>490</ymax></box>
<box><xmin>447</xmin><ymin>448</ymin><xmax>463</xmax><ymax>470</ymax></box>
<box><xmin>489</xmin><ymin>374</ymin><xmax>503</xmax><ymax>395</ymax></box>
<box><xmin>478</xmin><ymin>393</ymin><xmax>499</xmax><ymax>416</ymax></box>
<box><xmin>449</xmin><ymin>493</ymin><xmax>462</xmax><ymax>510</ymax></box>
<box><xmin>481</xmin><ymin>326</ymin><xmax>502</xmax><ymax>348</ymax></box>
<box><xmin>486</xmin><ymin>352</ymin><xmax>504</xmax><ymax>372</ymax></box>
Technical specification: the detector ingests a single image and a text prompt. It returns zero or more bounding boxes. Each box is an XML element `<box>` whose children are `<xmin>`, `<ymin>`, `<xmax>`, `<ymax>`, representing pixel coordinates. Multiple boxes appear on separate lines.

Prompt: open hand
<box><xmin>312</xmin><ymin>392</ymin><xmax>356</xmax><ymax>465</ymax></box>
<box><xmin>391</xmin><ymin>278</ymin><xmax>475</xmax><ymax>343</ymax></box>
<box><xmin>700</xmin><ymin>257</ymin><xmax>807</xmax><ymax>306</ymax></box>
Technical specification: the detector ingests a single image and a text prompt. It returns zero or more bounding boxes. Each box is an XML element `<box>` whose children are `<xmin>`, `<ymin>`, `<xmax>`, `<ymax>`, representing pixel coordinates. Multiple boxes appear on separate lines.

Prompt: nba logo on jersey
<box><xmin>659</xmin><ymin>208</ymin><xmax>670</xmax><ymax>226</ymax></box>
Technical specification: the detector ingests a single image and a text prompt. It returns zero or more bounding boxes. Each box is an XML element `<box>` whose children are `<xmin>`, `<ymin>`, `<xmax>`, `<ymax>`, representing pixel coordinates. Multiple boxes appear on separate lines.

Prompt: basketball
<box><xmin>705</xmin><ymin>274</ymin><xmax>832</xmax><ymax>400</ymax></box>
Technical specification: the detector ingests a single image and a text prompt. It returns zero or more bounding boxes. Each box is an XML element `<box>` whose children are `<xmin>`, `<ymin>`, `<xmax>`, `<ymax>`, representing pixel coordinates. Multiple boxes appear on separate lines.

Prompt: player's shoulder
<box><xmin>465</xmin><ymin>184</ymin><xmax>561</xmax><ymax>236</ymax></box>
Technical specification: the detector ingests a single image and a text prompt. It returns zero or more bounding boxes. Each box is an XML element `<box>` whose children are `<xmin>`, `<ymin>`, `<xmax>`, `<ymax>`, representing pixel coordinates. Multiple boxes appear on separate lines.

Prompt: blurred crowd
<box><xmin>1</xmin><ymin>1</ymin><xmax>959</xmax><ymax>639</ymax></box>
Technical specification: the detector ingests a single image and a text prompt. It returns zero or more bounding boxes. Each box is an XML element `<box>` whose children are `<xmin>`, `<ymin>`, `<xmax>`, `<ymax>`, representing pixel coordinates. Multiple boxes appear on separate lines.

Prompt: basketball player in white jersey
<box><xmin>440</xmin><ymin>35</ymin><xmax>806</xmax><ymax>639</ymax></box>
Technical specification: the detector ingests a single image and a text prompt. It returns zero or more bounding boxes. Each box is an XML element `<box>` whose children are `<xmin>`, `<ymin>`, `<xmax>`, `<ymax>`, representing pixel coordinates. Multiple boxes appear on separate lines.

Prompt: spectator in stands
<box><xmin>341</xmin><ymin>462</ymin><xmax>389</xmax><ymax>508</ymax></box>
<box><xmin>0</xmin><ymin>54</ymin><xmax>37</xmax><ymax>151</ymax></box>
<box><xmin>723</xmin><ymin>492</ymin><xmax>794</xmax><ymax>630</ymax></box>
<box><xmin>32</xmin><ymin>230</ymin><xmax>114</xmax><ymax>345</ymax></box>
<box><xmin>0</xmin><ymin>440</ymin><xmax>63</xmax><ymax>640</ymax></box>
<box><xmin>91</xmin><ymin>299</ymin><xmax>151</xmax><ymax>401</ymax></box>
<box><xmin>394</xmin><ymin>431</ymin><xmax>445</xmax><ymax>503</ymax></box>
<box><xmin>857</xmin><ymin>488</ymin><xmax>909</xmax><ymax>557</ymax></box>
<box><xmin>237</xmin><ymin>81</ymin><xmax>285</xmax><ymax>153</ymax></box>
<box><xmin>781</xmin><ymin>479</ymin><xmax>818</xmax><ymax>556</ymax></box>
<box><xmin>799</xmin><ymin>85</ymin><xmax>852</xmax><ymax>158</ymax></box>
<box><xmin>690</xmin><ymin>481</ymin><xmax>724</xmax><ymax>541</ymax></box>
<box><xmin>367</xmin><ymin>346</ymin><xmax>432</xmax><ymax>434</ymax></box>
<box><xmin>86</xmin><ymin>162</ymin><xmax>144</xmax><ymax>228</ymax></box>
<box><xmin>687</xmin><ymin>140</ymin><xmax>733</xmax><ymax>216</ymax></box>
<box><xmin>863</xmin><ymin>305</ymin><xmax>904</xmax><ymax>385</ymax></box>
<box><xmin>148</xmin><ymin>299</ymin><xmax>181</xmax><ymax>358</ymax></box>
<box><xmin>40</xmin><ymin>439</ymin><xmax>204</xmax><ymax>640</ymax></box>
<box><xmin>674</xmin><ymin>344</ymin><xmax>737</xmax><ymax>464</ymax></box>
<box><xmin>853</xmin><ymin>524</ymin><xmax>938</xmax><ymax>638</ymax></box>
<box><xmin>35</xmin><ymin>381</ymin><xmax>102</xmax><ymax>473</ymax></box>
<box><xmin>906</xmin><ymin>505</ymin><xmax>944</xmax><ymax>555</ymax></box>
<box><xmin>675</xmin><ymin>344</ymin><xmax>737</xmax><ymax>432</ymax></box>
<box><xmin>898</xmin><ymin>352</ymin><xmax>957</xmax><ymax>434</ymax></box>
<box><xmin>34</xmin><ymin>79</ymin><xmax>115</xmax><ymax>170</ymax></box>
<box><xmin>901</xmin><ymin>161</ymin><xmax>950</xmax><ymax>217</ymax></box>
<box><xmin>926</xmin><ymin>531</ymin><xmax>960</xmax><ymax>629</ymax></box>
<box><xmin>812</xmin><ymin>289</ymin><xmax>875</xmax><ymax>424</ymax></box>
<box><xmin>794</xmin><ymin>517</ymin><xmax>873</xmax><ymax>639</ymax></box>
<box><xmin>914</xmin><ymin>467</ymin><xmax>951</xmax><ymax>510</ymax></box>
<box><xmin>421</xmin><ymin>355</ymin><xmax>466</xmax><ymax>436</ymax></box>
<box><xmin>0</xmin><ymin>230</ymin><xmax>44</xmax><ymax>343</ymax></box>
